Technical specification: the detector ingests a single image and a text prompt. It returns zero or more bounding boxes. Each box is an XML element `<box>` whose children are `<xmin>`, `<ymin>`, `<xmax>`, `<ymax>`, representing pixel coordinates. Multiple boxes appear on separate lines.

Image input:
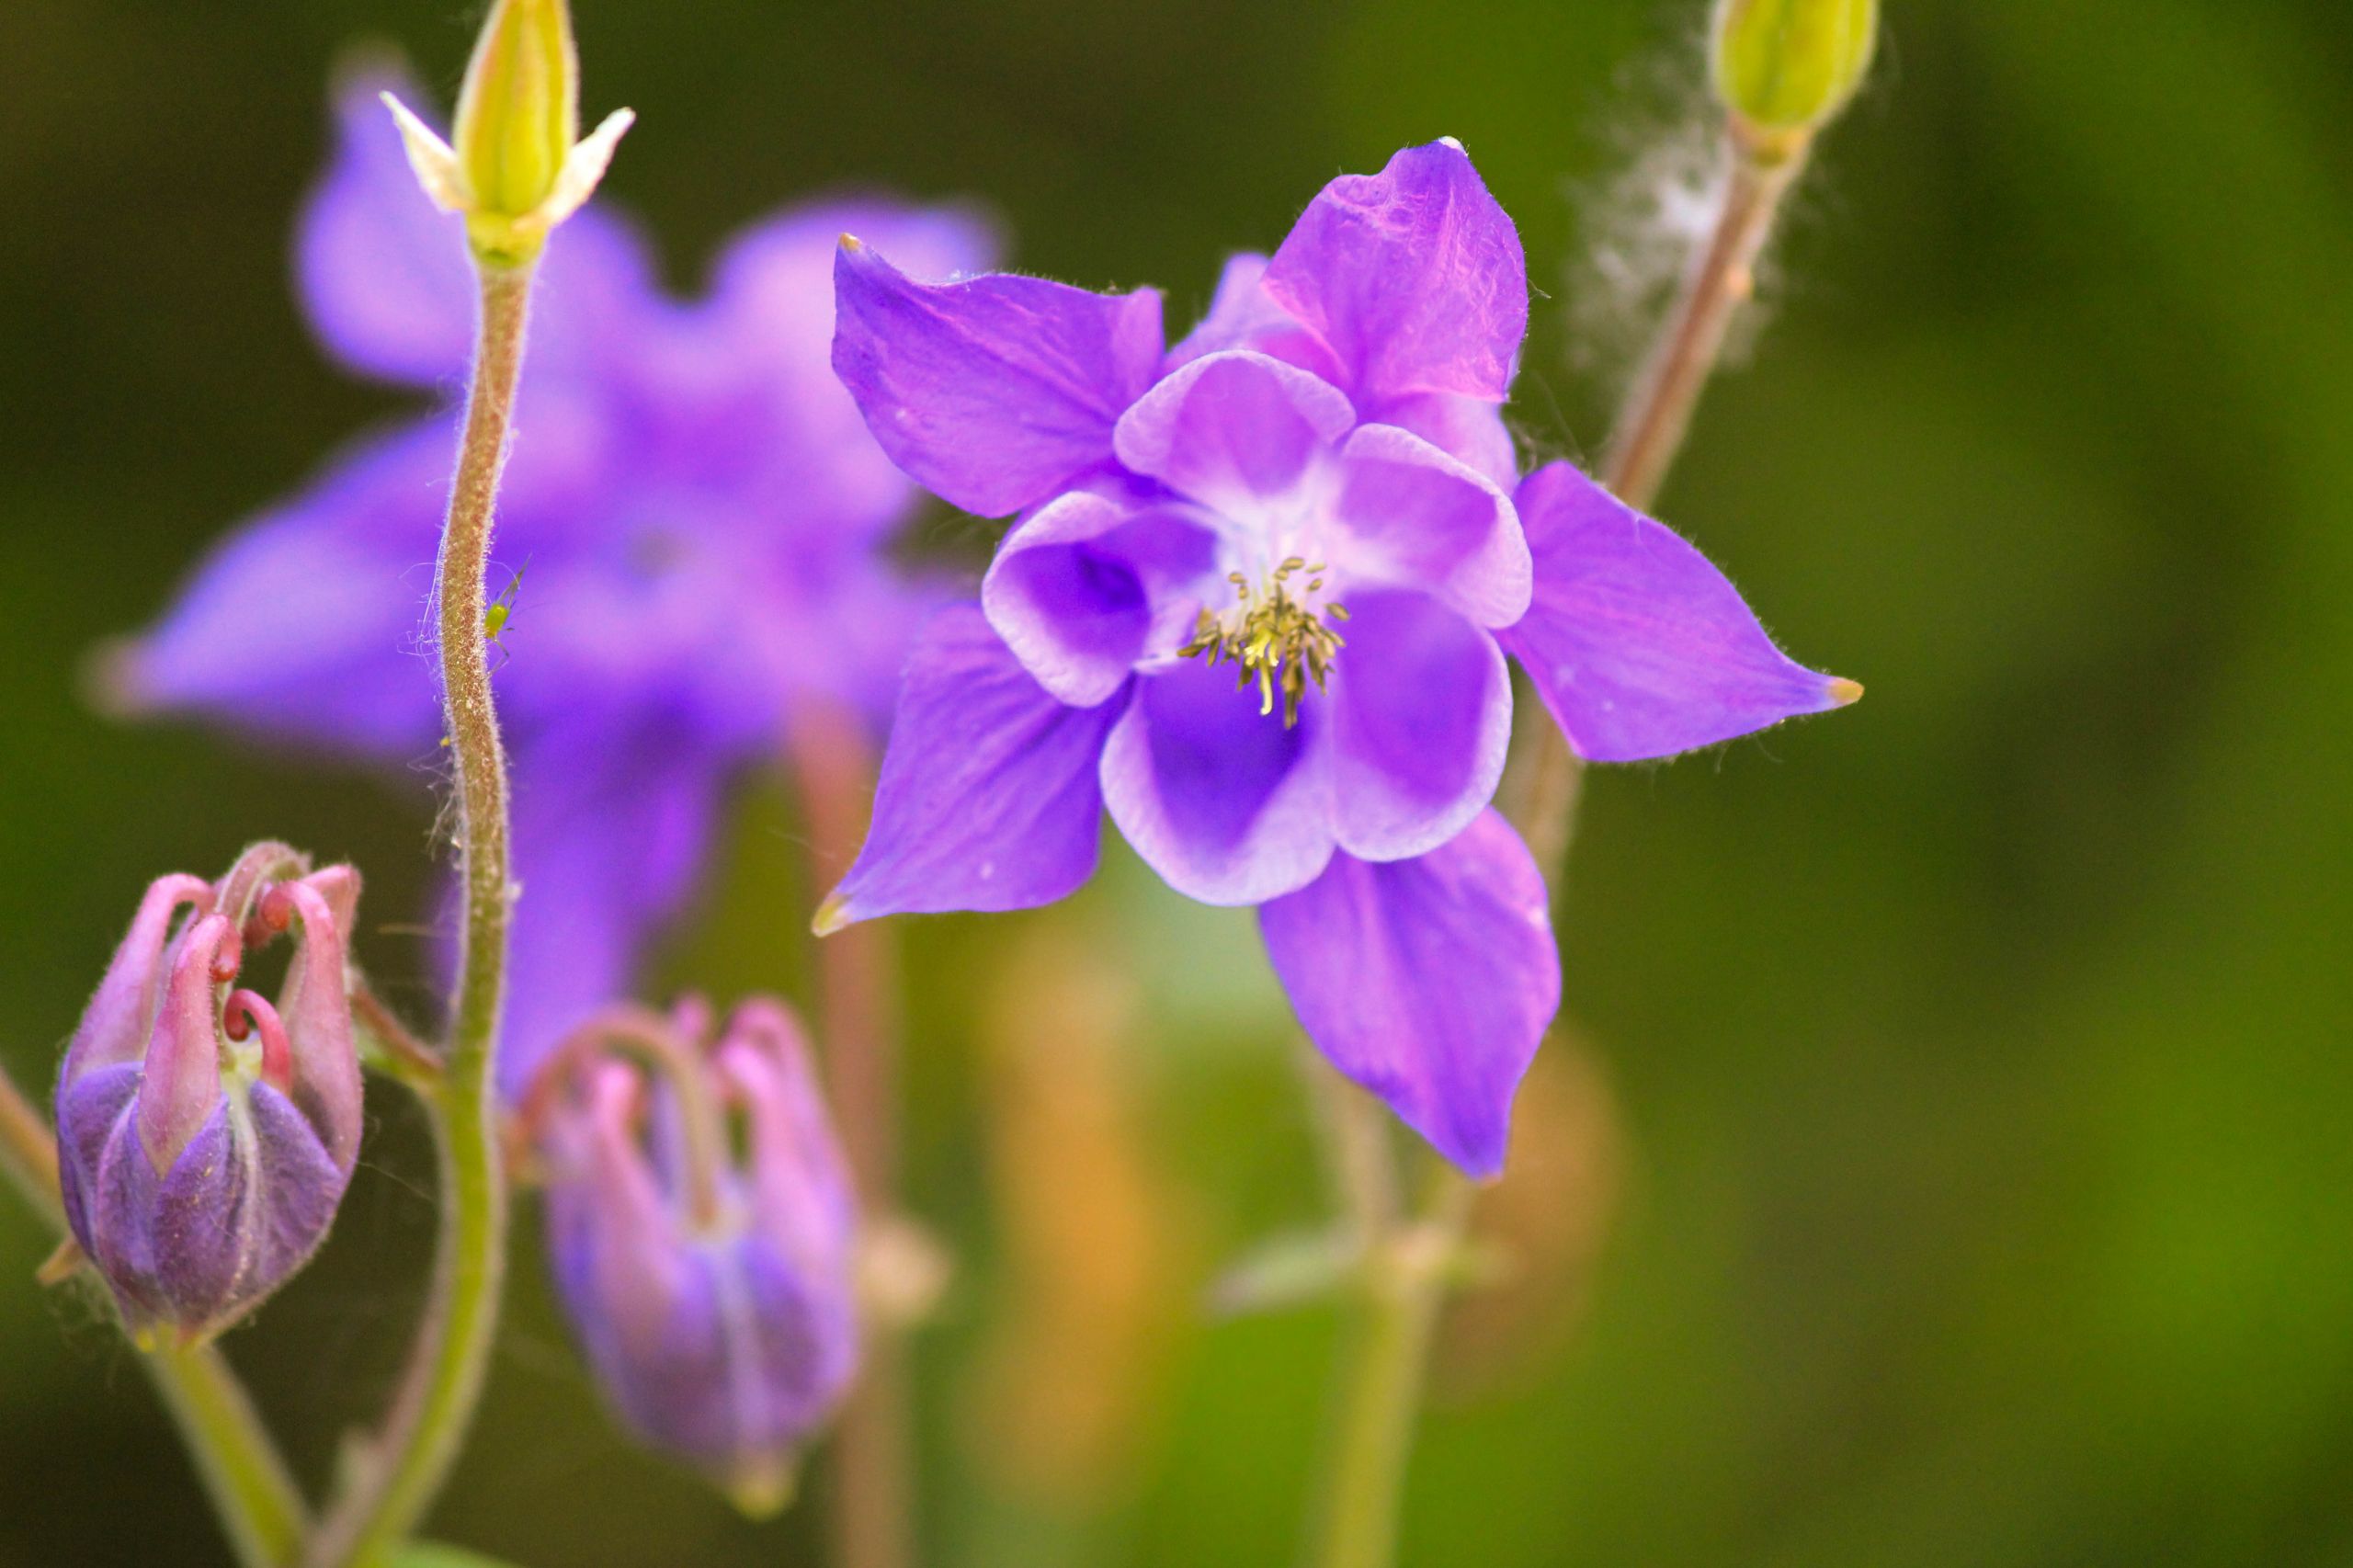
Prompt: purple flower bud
<box><xmin>533</xmin><ymin>997</ymin><xmax>859</xmax><ymax>1511</ymax></box>
<box><xmin>54</xmin><ymin>846</ymin><xmax>365</xmax><ymax>1345</ymax></box>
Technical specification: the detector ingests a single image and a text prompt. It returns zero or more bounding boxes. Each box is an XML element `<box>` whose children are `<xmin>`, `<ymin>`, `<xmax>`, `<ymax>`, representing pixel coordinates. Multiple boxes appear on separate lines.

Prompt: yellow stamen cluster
<box><xmin>1178</xmin><ymin>558</ymin><xmax>1350</xmax><ymax>726</ymax></box>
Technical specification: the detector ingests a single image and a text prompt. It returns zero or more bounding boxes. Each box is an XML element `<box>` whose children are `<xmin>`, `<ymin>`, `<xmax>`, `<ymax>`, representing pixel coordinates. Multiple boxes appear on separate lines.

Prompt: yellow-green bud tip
<box><xmin>1711</xmin><ymin>0</ymin><xmax>1878</xmax><ymax>139</ymax></box>
<box><xmin>372</xmin><ymin>0</ymin><xmax>634</xmax><ymax>267</ymax></box>
<box><xmin>724</xmin><ymin>1455</ymin><xmax>798</xmax><ymax>1519</ymax></box>
<box><xmin>839</xmin><ymin>233</ymin><xmax>865</xmax><ymax>253</ymax></box>
<box><xmin>1826</xmin><ymin>676</ymin><xmax>1865</xmax><ymax>707</ymax></box>
<box><xmin>812</xmin><ymin>891</ymin><xmax>853</xmax><ymax>937</ymax></box>
<box><xmin>455</xmin><ymin>0</ymin><xmax>579</xmax><ymax>222</ymax></box>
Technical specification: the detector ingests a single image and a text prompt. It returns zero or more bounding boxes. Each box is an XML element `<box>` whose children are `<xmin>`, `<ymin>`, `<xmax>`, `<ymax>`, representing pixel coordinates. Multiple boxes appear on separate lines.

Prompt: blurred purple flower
<box><xmin>824</xmin><ymin>140</ymin><xmax>1855</xmax><ymax>1176</ymax></box>
<box><xmin>55</xmin><ymin>844</ymin><xmax>365</xmax><ymax>1344</ymax></box>
<box><xmin>532</xmin><ymin>996</ymin><xmax>858</xmax><ymax>1510</ymax></box>
<box><xmin>105</xmin><ymin>73</ymin><xmax>995</xmax><ymax>1096</ymax></box>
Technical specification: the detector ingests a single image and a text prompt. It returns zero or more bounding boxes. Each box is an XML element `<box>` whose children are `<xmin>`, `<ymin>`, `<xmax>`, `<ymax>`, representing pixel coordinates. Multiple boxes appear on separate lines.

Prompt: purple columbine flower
<box><xmin>528</xmin><ymin>996</ymin><xmax>859</xmax><ymax>1511</ymax></box>
<box><xmin>54</xmin><ymin>843</ymin><xmax>365</xmax><ymax>1345</ymax></box>
<box><xmin>822</xmin><ymin>139</ymin><xmax>1858</xmax><ymax>1177</ymax></box>
<box><xmin>102</xmin><ymin>71</ymin><xmax>995</xmax><ymax>1096</ymax></box>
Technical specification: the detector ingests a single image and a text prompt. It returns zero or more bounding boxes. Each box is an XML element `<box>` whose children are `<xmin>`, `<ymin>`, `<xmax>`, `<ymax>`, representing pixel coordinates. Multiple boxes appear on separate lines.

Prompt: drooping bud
<box><xmin>1711</xmin><ymin>0</ymin><xmax>1879</xmax><ymax>148</ymax></box>
<box><xmin>530</xmin><ymin>997</ymin><xmax>860</xmax><ymax>1514</ymax></box>
<box><xmin>379</xmin><ymin>0</ymin><xmax>633</xmax><ymax>267</ymax></box>
<box><xmin>53</xmin><ymin>846</ymin><xmax>365</xmax><ymax>1346</ymax></box>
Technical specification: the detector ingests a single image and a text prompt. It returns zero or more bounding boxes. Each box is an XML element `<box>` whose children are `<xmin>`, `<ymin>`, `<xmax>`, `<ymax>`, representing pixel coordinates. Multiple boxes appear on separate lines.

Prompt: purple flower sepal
<box><xmin>825</xmin><ymin>140</ymin><xmax>1859</xmax><ymax>1177</ymax></box>
<box><xmin>529</xmin><ymin>996</ymin><xmax>860</xmax><ymax>1513</ymax></box>
<box><xmin>53</xmin><ymin>843</ymin><xmax>365</xmax><ymax>1346</ymax></box>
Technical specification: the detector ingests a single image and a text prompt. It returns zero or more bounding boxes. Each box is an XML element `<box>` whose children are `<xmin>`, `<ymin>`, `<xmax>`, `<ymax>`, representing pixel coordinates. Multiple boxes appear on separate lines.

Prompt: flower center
<box><xmin>1178</xmin><ymin>557</ymin><xmax>1350</xmax><ymax>727</ymax></box>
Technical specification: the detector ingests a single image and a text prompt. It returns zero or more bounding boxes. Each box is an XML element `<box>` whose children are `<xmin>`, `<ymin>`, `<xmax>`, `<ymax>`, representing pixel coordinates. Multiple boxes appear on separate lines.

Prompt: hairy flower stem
<box><xmin>790</xmin><ymin>714</ymin><xmax>916</xmax><ymax>1568</ymax></box>
<box><xmin>312</xmin><ymin>262</ymin><xmax>534</xmax><ymax>1568</ymax></box>
<box><xmin>1514</xmin><ymin>126</ymin><xmax>1810</xmax><ymax>869</ymax></box>
<box><xmin>1313</xmin><ymin>121</ymin><xmax>1816</xmax><ymax>1568</ymax></box>
<box><xmin>0</xmin><ymin>1069</ymin><xmax>306</xmax><ymax>1568</ymax></box>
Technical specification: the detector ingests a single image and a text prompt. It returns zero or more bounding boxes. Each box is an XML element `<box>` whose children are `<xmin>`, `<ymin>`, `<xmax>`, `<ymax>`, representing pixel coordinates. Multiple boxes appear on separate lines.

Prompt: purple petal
<box><xmin>88</xmin><ymin>1086</ymin><xmax>169</xmax><ymax>1328</ymax></box>
<box><xmin>982</xmin><ymin>489</ymin><xmax>1220</xmax><ymax>706</ymax></box>
<box><xmin>1324</xmin><ymin>592</ymin><xmax>1513</xmax><ymax>862</ymax></box>
<box><xmin>55</xmin><ymin>1062</ymin><xmax>142</xmax><ymax>1289</ymax></box>
<box><xmin>1099</xmin><ymin>656</ymin><xmax>1335</xmax><ymax>906</ymax></box>
<box><xmin>1165</xmin><ymin>253</ymin><xmax>1342</xmax><ymax>382</ymax></box>
<box><xmin>1111</xmin><ymin>350</ymin><xmax>1356</xmax><ymax>515</ymax></box>
<box><xmin>1331</xmin><ymin>423</ymin><xmax>1529</xmax><ymax>628</ymax></box>
<box><xmin>832</xmin><ymin>242</ymin><xmax>1165</xmax><ymax>517</ymax></box>
<box><xmin>1501</xmin><ymin>461</ymin><xmax>1860</xmax><ymax>762</ymax></box>
<box><xmin>150</xmin><ymin>1087</ymin><xmax>344</xmax><ymax>1333</ymax></box>
<box><xmin>1262</xmin><ymin>141</ymin><xmax>1528</xmax><ymax>407</ymax></box>
<box><xmin>1259</xmin><ymin>809</ymin><xmax>1558</xmax><ymax>1177</ymax></box>
<box><xmin>495</xmin><ymin>727</ymin><xmax>729</xmax><ymax>1101</ymax></box>
<box><xmin>697</xmin><ymin>199</ymin><xmax>1000</xmax><ymax>536</ymax></box>
<box><xmin>105</xmin><ymin>418</ymin><xmax>451</xmax><ymax>757</ymax></box>
<box><xmin>299</xmin><ymin>69</ymin><xmax>659</xmax><ymax>386</ymax></box>
<box><xmin>822</xmin><ymin>607</ymin><xmax>1121</xmax><ymax>927</ymax></box>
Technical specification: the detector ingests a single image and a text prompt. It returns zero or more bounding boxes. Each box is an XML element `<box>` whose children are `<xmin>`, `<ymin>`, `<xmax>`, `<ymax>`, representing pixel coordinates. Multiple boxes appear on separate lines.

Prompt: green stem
<box><xmin>0</xmin><ymin>1070</ymin><xmax>307</xmax><ymax>1567</ymax></box>
<box><xmin>311</xmin><ymin>260</ymin><xmax>533</xmax><ymax>1568</ymax></box>
<box><xmin>1309</xmin><ymin>1081</ymin><xmax>1473</xmax><ymax>1568</ymax></box>
<box><xmin>1310</xmin><ymin>118</ymin><xmax>1818</xmax><ymax>1568</ymax></box>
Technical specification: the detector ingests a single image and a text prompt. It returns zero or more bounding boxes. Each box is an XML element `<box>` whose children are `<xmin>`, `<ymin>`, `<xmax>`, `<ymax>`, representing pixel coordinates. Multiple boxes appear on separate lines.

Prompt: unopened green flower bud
<box><xmin>453</xmin><ymin>0</ymin><xmax>578</xmax><ymax>222</ymax></box>
<box><xmin>378</xmin><ymin>0</ymin><xmax>633</xmax><ymax>268</ymax></box>
<box><xmin>1711</xmin><ymin>0</ymin><xmax>1878</xmax><ymax>146</ymax></box>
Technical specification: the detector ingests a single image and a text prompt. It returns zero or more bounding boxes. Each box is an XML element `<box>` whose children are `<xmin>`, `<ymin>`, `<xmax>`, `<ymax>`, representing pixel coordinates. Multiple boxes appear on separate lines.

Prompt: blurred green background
<box><xmin>5</xmin><ymin>0</ymin><xmax>2351</xmax><ymax>1563</ymax></box>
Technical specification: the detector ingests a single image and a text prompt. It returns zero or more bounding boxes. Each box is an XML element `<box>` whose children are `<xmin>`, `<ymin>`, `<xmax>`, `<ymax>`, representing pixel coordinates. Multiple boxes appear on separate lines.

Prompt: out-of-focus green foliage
<box><xmin>2</xmin><ymin>0</ymin><xmax>2349</xmax><ymax>1563</ymax></box>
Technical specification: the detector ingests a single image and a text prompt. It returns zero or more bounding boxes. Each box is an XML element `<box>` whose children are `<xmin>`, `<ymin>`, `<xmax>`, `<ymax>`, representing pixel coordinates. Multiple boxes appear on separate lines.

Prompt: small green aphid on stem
<box><xmin>483</xmin><ymin>557</ymin><xmax>528</xmax><ymax>673</ymax></box>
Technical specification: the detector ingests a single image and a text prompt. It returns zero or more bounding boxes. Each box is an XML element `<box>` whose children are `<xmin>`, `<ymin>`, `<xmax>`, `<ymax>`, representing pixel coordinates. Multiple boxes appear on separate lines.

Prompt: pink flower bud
<box><xmin>53</xmin><ymin>847</ymin><xmax>366</xmax><ymax>1344</ymax></box>
<box><xmin>533</xmin><ymin>996</ymin><xmax>859</xmax><ymax>1512</ymax></box>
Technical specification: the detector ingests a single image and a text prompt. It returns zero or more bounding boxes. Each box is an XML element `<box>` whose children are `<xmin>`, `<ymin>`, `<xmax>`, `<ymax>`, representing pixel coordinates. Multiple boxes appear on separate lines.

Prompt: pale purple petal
<box><xmin>1165</xmin><ymin>261</ymin><xmax>1517</xmax><ymax>483</ymax></box>
<box><xmin>824</xmin><ymin>607</ymin><xmax>1121</xmax><ymax>926</ymax></box>
<box><xmin>982</xmin><ymin>490</ymin><xmax>1219</xmax><ymax>706</ymax></box>
<box><xmin>296</xmin><ymin>69</ymin><xmax>472</xmax><ymax>384</ymax></box>
<box><xmin>300</xmin><ymin>69</ymin><xmax>659</xmax><ymax>386</ymax></box>
<box><xmin>1099</xmin><ymin>657</ymin><xmax>1335</xmax><ymax>906</ymax></box>
<box><xmin>495</xmin><ymin>727</ymin><xmax>729</xmax><ymax>1100</ymax></box>
<box><xmin>105</xmin><ymin>419</ymin><xmax>449</xmax><ymax>757</ymax></box>
<box><xmin>833</xmin><ymin>242</ymin><xmax>1165</xmax><ymax>516</ymax></box>
<box><xmin>1370</xmin><ymin>391</ymin><xmax>1518</xmax><ymax>490</ymax></box>
<box><xmin>1501</xmin><ymin>461</ymin><xmax>1860</xmax><ymax>763</ymax></box>
<box><xmin>1324</xmin><ymin>591</ymin><xmax>1513</xmax><ymax>862</ymax></box>
<box><xmin>1259</xmin><ymin>809</ymin><xmax>1558</xmax><ymax>1177</ymax></box>
<box><xmin>1111</xmin><ymin>350</ymin><xmax>1356</xmax><ymax>516</ymax></box>
<box><xmin>1165</xmin><ymin>253</ymin><xmax>1341</xmax><ymax>382</ymax></box>
<box><xmin>1331</xmin><ymin>423</ymin><xmax>1529</xmax><ymax>627</ymax></box>
<box><xmin>1262</xmin><ymin>141</ymin><xmax>1528</xmax><ymax>407</ymax></box>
